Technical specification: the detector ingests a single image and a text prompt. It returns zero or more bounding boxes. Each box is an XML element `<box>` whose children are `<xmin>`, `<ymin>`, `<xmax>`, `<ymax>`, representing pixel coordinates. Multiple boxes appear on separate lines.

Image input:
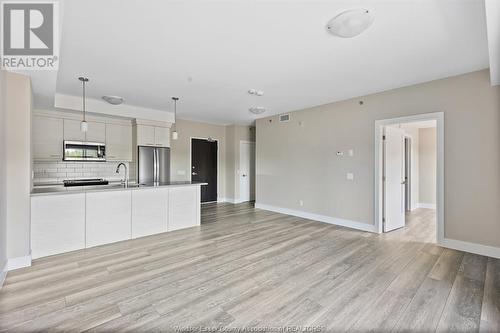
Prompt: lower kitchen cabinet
<box><xmin>30</xmin><ymin>185</ymin><xmax>202</xmax><ymax>259</ymax></box>
<box><xmin>132</xmin><ymin>188</ymin><xmax>169</xmax><ymax>238</ymax></box>
<box><xmin>31</xmin><ymin>193</ymin><xmax>86</xmax><ymax>259</ymax></box>
<box><xmin>168</xmin><ymin>186</ymin><xmax>200</xmax><ymax>231</ymax></box>
<box><xmin>86</xmin><ymin>190</ymin><xmax>132</xmax><ymax>247</ymax></box>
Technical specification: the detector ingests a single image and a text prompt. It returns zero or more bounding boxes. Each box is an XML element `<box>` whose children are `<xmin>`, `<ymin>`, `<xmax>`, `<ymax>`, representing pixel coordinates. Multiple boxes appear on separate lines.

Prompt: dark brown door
<box><xmin>191</xmin><ymin>138</ymin><xmax>218</xmax><ymax>202</ymax></box>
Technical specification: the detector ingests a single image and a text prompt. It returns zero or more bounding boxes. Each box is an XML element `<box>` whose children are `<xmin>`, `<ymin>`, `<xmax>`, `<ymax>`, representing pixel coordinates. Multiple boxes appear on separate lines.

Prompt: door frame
<box><xmin>374</xmin><ymin>112</ymin><xmax>444</xmax><ymax>243</ymax></box>
<box><xmin>239</xmin><ymin>140</ymin><xmax>255</xmax><ymax>202</ymax></box>
<box><xmin>189</xmin><ymin>137</ymin><xmax>220</xmax><ymax>202</ymax></box>
<box><xmin>404</xmin><ymin>135</ymin><xmax>412</xmax><ymax>212</ymax></box>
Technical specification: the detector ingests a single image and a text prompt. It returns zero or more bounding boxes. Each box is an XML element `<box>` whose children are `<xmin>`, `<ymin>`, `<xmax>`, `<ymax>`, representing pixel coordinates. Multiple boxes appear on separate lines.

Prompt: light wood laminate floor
<box><xmin>1</xmin><ymin>203</ymin><xmax>499</xmax><ymax>332</ymax></box>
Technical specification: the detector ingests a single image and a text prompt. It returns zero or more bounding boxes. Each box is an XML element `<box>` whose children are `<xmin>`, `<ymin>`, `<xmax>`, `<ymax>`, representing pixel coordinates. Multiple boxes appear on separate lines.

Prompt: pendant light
<box><xmin>171</xmin><ymin>97</ymin><xmax>179</xmax><ymax>140</ymax></box>
<box><xmin>78</xmin><ymin>76</ymin><xmax>89</xmax><ymax>132</ymax></box>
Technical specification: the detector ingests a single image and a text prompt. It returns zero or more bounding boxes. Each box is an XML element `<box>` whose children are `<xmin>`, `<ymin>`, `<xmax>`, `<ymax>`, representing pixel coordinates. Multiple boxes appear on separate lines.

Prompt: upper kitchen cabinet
<box><xmin>86</xmin><ymin>122</ymin><xmax>106</xmax><ymax>142</ymax></box>
<box><xmin>154</xmin><ymin>126</ymin><xmax>170</xmax><ymax>147</ymax></box>
<box><xmin>106</xmin><ymin>123</ymin><xmax>132</xmax><ymax>161</ymax></box>
<box><xmin>63</xmin><ymin>119</ymin><xmax>85</xmax><ymax>141</ymax></box>
<box><xmin>135</xmin><ymin>124</ymin><xmax>170</xmax><ymax>147</ymax></box>
<box><xmin>64</xmin><ymin>119</ymin><xmax>105</xmax><ymax>142</ymax></box>
<box><xmin>136</xmin><ymin>125</ymin><xmax>155</xmax><ymax>146</ymax></box>
<box><xmin>33</xmin><ymin>116</ymin><xmax>64</xmax><ymax>160</ymax></box>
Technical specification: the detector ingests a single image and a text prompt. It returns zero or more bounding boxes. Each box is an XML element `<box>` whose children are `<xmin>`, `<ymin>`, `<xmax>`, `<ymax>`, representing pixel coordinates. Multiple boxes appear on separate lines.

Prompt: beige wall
<box><xmin>170</xmin><ymin>119</ymin><xmax>227</xmax><ymax>199</ymax></box>
<box><xmin>0</xmin><ymin>70</ymin><xmax>6</xmax><ymax>275</ymax></box>
<box><xmin>419</xmin><ymin>127</ymin><xmax>437</xmax><ymax>205</ymax></box>
<box><xmin>225</xmin><ymin>125</ymin><xmax>255</xmax><ymax>200</ymax></box>
<box><xmin>256</xmin><ymin>70</ymin><xmax>500</xmax><ymax>248</ymax></box>
<box><xmin>5</xmin><ymin>72</ymin><xmax>32</xmax><ymax>260</ymax></box>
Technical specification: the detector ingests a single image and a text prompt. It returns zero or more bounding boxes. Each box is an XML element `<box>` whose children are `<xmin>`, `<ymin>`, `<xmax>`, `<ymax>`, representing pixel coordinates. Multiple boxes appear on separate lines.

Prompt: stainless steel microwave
<box><xmin>63</xmin><ymin>141</ymin><xmax>106</xmax><ymax>161</ymax></box>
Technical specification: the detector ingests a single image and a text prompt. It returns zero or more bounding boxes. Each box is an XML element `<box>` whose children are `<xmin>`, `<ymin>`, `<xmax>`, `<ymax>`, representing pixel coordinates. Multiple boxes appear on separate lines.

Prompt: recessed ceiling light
<box><xmin>102</xmin><ymin>95</ymin><xmax>125</xmax><ymax>105</ymax></box>
<box><xmin>248</xmin><ymin>89</ymin><xmax>264</xmax><ymax>96</ymax></box>
<box><xmin>249</xmin><ymin>107</ymin><xmax>266</xmax><ymax>114</ymax></box>
<box><xmin>327</xmin><ymin>9</ymin><xmax>374</xmax><ymax>38</ymax></box>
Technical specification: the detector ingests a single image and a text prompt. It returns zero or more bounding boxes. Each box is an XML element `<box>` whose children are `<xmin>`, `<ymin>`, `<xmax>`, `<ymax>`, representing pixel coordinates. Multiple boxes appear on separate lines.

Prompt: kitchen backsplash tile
<box><xmin>33</xmin><ymin>161</ymin><xmax>130</xmax><ymax>184</ymax></box>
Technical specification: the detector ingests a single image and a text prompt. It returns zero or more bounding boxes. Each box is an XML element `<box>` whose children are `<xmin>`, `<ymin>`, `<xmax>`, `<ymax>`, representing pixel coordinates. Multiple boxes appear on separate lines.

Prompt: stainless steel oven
<box><xmin>63</xmin><ymin>141</ymin><xmax>106</xmax><ymax>161</ymax></box>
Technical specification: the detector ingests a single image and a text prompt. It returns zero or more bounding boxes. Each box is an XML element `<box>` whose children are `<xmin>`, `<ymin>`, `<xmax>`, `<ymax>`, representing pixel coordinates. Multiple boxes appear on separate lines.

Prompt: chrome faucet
<box><xmin>115</xmin><ymin>163</ymin><xmax>129</xmax><ymax>187</ymax></box>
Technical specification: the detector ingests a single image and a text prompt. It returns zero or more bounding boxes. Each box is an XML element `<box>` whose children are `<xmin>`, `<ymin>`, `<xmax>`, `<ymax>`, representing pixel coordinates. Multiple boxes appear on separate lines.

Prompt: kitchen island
<box><xmin>30</xmin><ymin>181</ymin><xmax>207</xmax><ymax>259</ymax></box>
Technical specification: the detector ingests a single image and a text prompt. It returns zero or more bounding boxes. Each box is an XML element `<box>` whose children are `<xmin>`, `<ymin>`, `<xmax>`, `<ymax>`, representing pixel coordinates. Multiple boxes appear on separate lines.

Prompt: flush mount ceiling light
<box><xmin>327</xmin><ymin>9</ymin><xmax>374</xmax><ymax>38</ymax></box>
<box><xmin>249</xmin><ymin>107</ymin><xmax>266</xmax><ymax>115</ymax></box>
<box><xmin>102</xmin><ymin>95</ymin><xmax>124</xmax><ymax>105</ymax></box>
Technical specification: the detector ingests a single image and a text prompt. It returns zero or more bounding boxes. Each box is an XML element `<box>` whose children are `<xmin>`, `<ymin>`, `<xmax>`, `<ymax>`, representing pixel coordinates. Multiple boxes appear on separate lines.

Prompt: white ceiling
<box><xmin>35</xmin><ymin>0</ymin><xmax>491</xmax><ymax>124</ymax></box>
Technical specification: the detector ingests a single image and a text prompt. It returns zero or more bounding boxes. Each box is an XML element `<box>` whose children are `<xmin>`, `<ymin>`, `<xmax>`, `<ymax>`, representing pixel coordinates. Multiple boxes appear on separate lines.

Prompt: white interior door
<box><xmin>239</xmin><ymin>142</ymin><xmax>255</xmax><ymax>202</ymax></box>
<box><xmin>383</xmin><ymin>126</ymin><xmax>406</xmax><ymax>232</ymax></box>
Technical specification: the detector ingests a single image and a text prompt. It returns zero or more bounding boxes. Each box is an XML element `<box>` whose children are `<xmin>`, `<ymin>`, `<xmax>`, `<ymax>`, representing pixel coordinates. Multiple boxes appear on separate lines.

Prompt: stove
<box><xmin>63</xmin><ymin>179</ymin><xmax>109</xmax><ymax>187</ymax></box>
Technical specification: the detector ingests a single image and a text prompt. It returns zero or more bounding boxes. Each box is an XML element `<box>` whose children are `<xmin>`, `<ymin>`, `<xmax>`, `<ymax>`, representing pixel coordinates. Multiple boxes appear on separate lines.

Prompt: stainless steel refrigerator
<box><xmin>137</xmin><ymin>146</ymin><xmax>170</xmax><ymax>184</ymax></box>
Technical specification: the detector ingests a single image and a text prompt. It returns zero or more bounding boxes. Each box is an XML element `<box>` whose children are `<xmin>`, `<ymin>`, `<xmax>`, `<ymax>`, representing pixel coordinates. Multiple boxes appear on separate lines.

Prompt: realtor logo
<box><xmin>1</xmin><ymin>1</ymin><xmax>59</xmax><ymax>70</ymax></box>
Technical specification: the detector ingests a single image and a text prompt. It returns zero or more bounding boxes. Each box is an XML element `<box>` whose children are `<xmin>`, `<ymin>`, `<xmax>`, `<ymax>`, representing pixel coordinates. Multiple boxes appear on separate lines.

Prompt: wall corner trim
<box><xmin>0</xmin><ymin>261</ymin><xmax>7</xmax><ymax>288</ymax></box>
<box><xmin>440</xmin><ymin>238</ymin><xmax>500</xmax><ymax>259</ymax></box>
<box><xmin>255</xmin><ymin>203</ymin><xmax>378</xmax><ymax>233</ymax></box>
<box><xmin>7</xmin><ymin>255</ymin><xmax>32</xmax><ymax>271</ymax></box>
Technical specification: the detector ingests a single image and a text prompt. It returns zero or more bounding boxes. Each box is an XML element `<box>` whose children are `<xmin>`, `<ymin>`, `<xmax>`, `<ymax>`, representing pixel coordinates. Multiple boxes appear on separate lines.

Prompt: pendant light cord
<box><xmin>82</xmin><ymin>80</ymin><xmax>86</xmax><ymax>122</ymax></box>
<box><xmin>172</xmin><ymin>97</ymin><xmax>179</xmax><ymax>131</ymax></box>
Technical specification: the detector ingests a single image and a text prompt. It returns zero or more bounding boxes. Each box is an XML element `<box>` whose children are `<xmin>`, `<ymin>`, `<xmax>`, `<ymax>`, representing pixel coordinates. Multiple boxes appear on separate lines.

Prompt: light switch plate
<box><xmin>347</xmin><ymin>173</ymin><xmax>354</xmax><ymax>180</ymax></box>
<box><xmin>348</xmin><ymin>149</ymin><xmax>354</xmax><ymax>157</ymax></box>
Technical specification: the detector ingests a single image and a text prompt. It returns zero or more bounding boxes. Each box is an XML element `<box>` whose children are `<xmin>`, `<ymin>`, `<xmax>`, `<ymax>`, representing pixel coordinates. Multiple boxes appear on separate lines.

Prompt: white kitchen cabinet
<box><xmin>63</xmin><ymin>119</ymin><xmax>86</xmax><ymax>141</ymax></box>
<box><xmin>86</xmin><ymin>121</ymin><xmax>106</xmax><ymax>142</ymax></box>
<box><xmin>154</xmin><ymin>127</ymin><xmax>170</xmax><ymax>147</ymax></box>
<box><xmin>136</xmin><ymin>125</ymin><xmax>170</xmax><ymax>147</ymax></box>
<box><xmin>106</xmin><ymin>123</ymin><xmax>132</xmax><ymax>161</ymax></box>
<box><xmin>132</xmin><ymin>188</ymin><xmax>169</xmax><ymax>238</ymax></box>
<box><xmin>64</xmin><ymin>119</ymin><xmax>105</xmax><ymax>142</ymax></box>
<box><xmin>168</xmin><ymin>186</ymin><xmax>200</xmax><ymax>231</ymax></box>
<box><xmin>33</xmin><ymin>116</ymin><xmax>63</xmax><ymax>160</ymax></box>
<box><xmin>86</xmin><ymin>190</ymin><xmax>132</xmax><ymax>247</ymax></box>
<box><xmin>31</xmin><ymin>193</ymin><xmax>86</xmax><ymax>259</ymax></box>
<box><xmin>136</xmin><ymin>125</ymin><xmax>155</xmax><ymax>146</ymax></box>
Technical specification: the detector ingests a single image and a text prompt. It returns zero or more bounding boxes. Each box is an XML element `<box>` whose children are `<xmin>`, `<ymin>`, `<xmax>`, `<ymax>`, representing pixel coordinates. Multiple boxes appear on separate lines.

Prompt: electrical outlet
<box><xmin>348</xmin><ymin>149</ymin><xmax>354</xmax><ymax>157</ymax></box>
<box><xmin>347</xmin><ymin>173</ymin><xmax>354</xmax><ymax>181</ymax></box>
<box><xmin>299</xmin><ymin>200</ymin><xmax>304</xmax><ymax>207</ymax></box>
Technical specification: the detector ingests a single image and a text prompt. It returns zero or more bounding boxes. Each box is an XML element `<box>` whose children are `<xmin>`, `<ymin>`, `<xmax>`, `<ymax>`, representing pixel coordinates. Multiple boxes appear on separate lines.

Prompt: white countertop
<box><xmin>31</xmin><ymin>181</ymin><xmax>207</xmax><ymax>196</ymax></box>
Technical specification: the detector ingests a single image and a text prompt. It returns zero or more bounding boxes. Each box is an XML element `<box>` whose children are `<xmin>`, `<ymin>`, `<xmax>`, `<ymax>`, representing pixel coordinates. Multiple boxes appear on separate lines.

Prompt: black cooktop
<box><xmin>63</xmin><ymin>179</ymin><xmax>109</xmax><ymax>187</ymax></box>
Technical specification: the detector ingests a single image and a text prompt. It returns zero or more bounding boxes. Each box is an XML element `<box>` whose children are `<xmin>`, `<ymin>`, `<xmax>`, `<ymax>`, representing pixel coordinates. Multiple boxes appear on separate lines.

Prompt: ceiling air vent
<box><xmin>279</xmin><ymin>114</ymin><xmax>290</xmax><ymax>122</ymax></box>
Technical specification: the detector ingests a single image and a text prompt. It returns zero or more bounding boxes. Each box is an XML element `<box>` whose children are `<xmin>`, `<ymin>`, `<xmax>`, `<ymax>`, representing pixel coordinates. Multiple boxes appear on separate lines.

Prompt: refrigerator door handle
<box><xmin>153</xmin><ymin>148</ymin><xmax>157</xmax><ymax>183</ymax></box>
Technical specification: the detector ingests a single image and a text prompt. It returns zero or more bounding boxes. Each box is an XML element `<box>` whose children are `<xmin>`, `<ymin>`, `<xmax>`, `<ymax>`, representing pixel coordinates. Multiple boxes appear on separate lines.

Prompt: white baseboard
<box><xmin>417</xmin><ymin>203</ymin><xmax>436</xmax><ymax>209</ymax></box>
<box><xmin>224</xmin><ymin>198</ymin><xmax>249</xmax><ymax>204</ymax></box>
<box><xmin>255</xmin><ymin>203</ymin><xmax>377</xmax><ymax>233</ymax></box>
<box><xmin>0</xmin><ymin>261</ymin><xmax>7</xmax><ymax>288</ymax></box>
<box><xmin>7</xmin><ymin>255</ymin><xmax>32</xmax><ymax>271</ymax></box>
<box><xmin>440</xmin><ymin>238</ymin><xmax>500</xmax><ymax>259</ymax></box>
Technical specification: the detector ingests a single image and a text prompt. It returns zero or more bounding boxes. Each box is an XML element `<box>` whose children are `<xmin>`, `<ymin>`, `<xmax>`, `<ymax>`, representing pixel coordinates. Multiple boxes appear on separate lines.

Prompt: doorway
<box><xmin>191</xmin><ymin>138</ymin><xmax>218</xmax><ymax>203</ymax></box>
<box><xmin>375</xmin><ymin>112</ymin><xmax>443</xmax><ymax>243</ymax></box>
<box><xmin>239</xmin><ymin>141</ymin><xmax>255</xmax><ymax>202</ymax></box>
